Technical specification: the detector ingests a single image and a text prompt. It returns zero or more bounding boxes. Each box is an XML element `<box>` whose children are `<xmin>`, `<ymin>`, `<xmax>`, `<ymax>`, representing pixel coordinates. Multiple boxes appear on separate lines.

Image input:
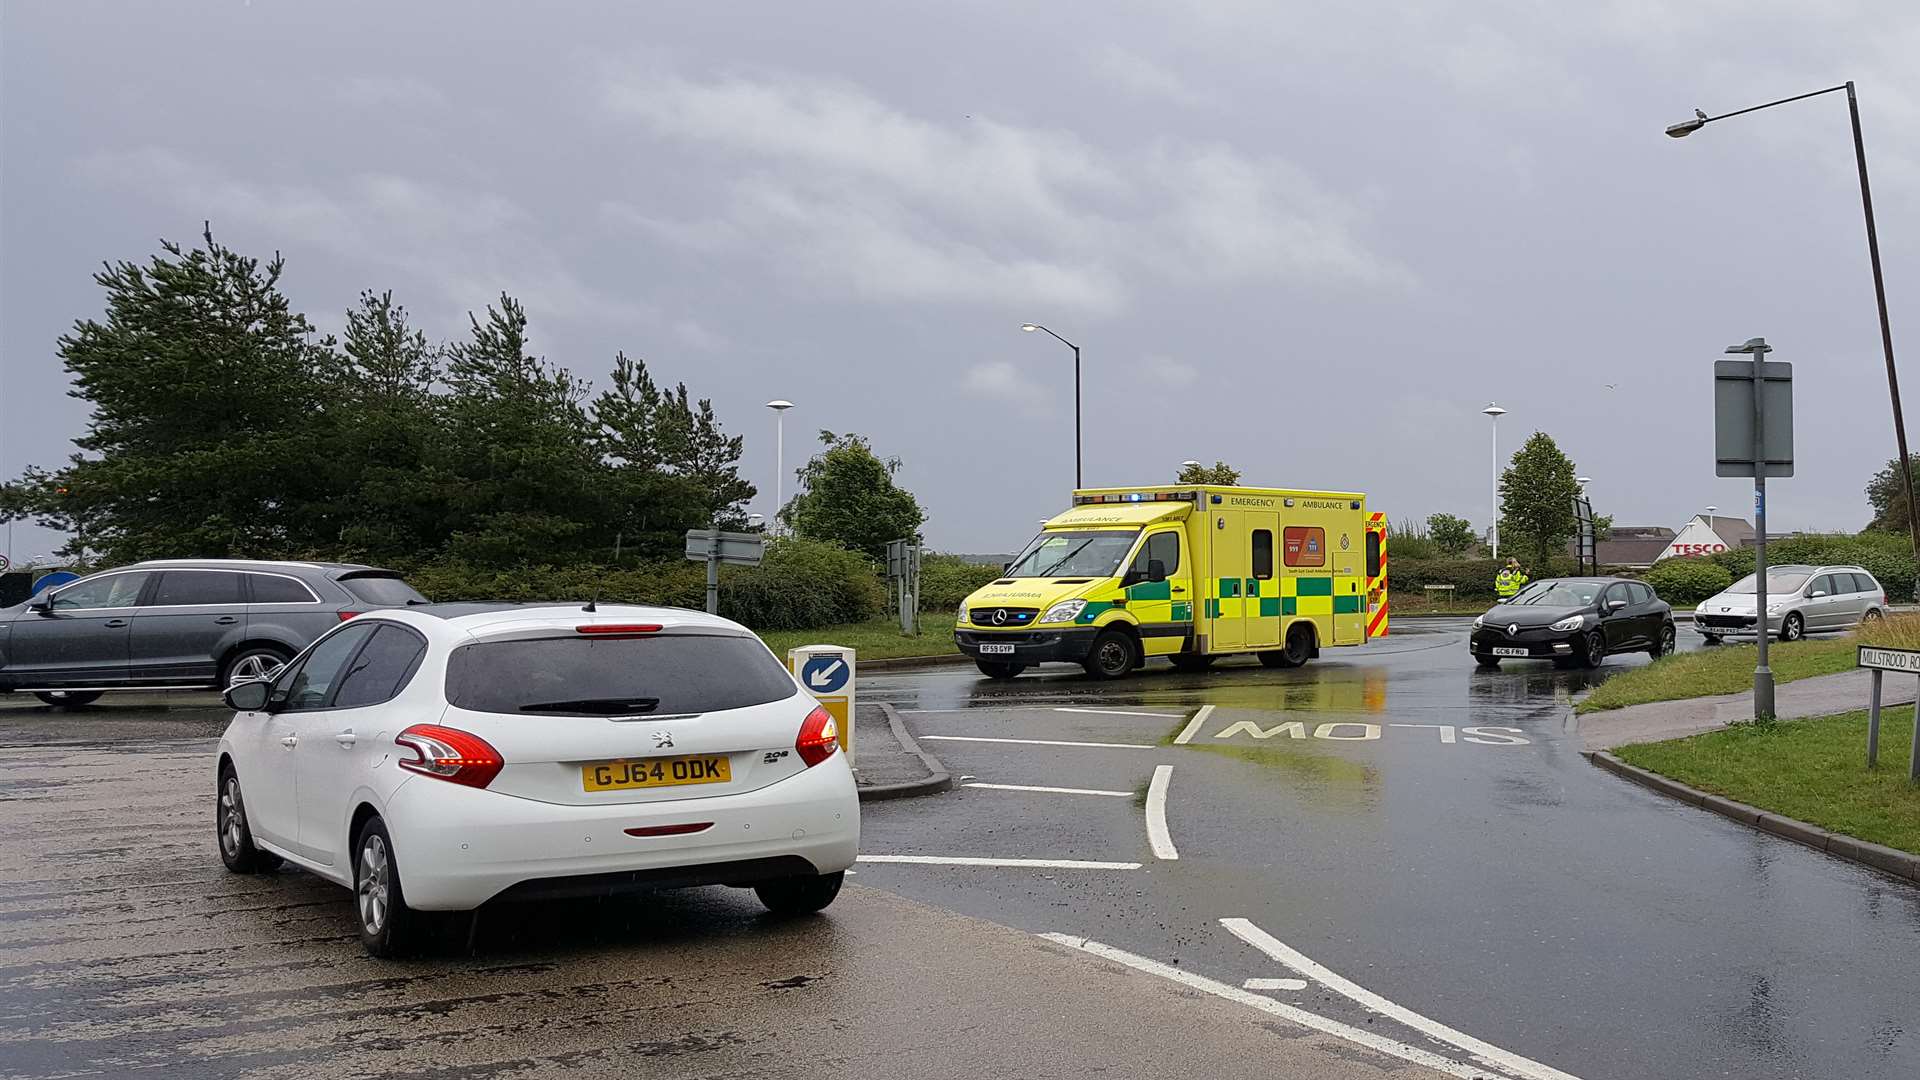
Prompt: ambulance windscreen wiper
<box><xmin>1035</xmin><ymin>538</ymin><xmax>1096</xmax><ymax>578</ymax></box>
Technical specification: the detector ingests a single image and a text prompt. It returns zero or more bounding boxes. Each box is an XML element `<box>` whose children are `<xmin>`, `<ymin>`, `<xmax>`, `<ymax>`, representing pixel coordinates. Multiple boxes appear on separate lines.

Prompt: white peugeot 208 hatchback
<box><xmin>214</xmin><ymin>603</ymin><xmax>859</xmax><ymax>956</ymax></box>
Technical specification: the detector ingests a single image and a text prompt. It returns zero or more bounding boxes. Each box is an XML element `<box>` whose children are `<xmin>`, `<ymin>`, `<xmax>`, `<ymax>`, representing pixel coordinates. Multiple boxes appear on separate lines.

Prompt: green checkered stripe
<box><xmin>1205</xmin><ymin>576</ymin><xmax>1361</xmax><ymax>618</ymax></box>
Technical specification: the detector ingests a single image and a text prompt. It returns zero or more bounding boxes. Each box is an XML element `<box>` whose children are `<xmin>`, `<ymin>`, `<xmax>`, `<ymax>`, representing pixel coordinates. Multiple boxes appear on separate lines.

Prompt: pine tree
<box><xmin>332</xmin><ymin>290</ymin><xmax>448</xmax><ymax>559</ymax></box>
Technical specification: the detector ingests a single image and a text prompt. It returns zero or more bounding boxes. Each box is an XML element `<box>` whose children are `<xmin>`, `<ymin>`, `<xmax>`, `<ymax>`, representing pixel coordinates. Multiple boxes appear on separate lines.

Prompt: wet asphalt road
<box><xmin>3</xmin><ymin>619</ymin><xmax>1917</xmax><ymax>1079</ymax></box>
<box><xmin>857</xmin><ymin>618</ymin><xmax>1920</xmax><ymax>1080</ymax></box>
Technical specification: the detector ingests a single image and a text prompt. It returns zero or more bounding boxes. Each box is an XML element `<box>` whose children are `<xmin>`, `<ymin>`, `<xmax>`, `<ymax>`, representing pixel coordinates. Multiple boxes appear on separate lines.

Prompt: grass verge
<box><xmin>756</xmin><ymin>618</ymin><xmax>960</xmax><ymax>661</ymax></box>
<box><xmin>1615</xmin><ymin>708</ymin><xmax>1920</xmax><ymax>855</ymax></box>
<box><xmin>1575</xmin><ymin>637</ymin><xmax>1856</xmax><ymax>714</ymax></box>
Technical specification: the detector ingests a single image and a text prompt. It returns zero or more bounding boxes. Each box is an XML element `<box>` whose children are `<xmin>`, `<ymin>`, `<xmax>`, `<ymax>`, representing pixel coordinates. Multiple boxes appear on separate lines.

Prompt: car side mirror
<box><xmin>1147</xmin><ymin>558</ymin><xmax>1168</xmax><ymax>584</ymax></box>
<box><xmin>1605</xmin><ymin>598</ymin><xmax>1628</xmax><ymax>613</ymax></box>
<box><xmin>1001</xmin><ymin>561</ymin><xmax>1012</xmax><ymax>573</ymax></box>
<box><xmin>1121</xmin><ymin>567</ymin><xmax>1147</xmax><ymax>587</ymax></box>
<box><xmin>27</xmin><ymin>596</ymin><xmax>51</xmax><ymax>613</ymax></box>
<box><xmin>223</xmin><ymin>679</ymin><xmax>274</xmax><ymax>712</ymax></box>
<box><xmin>1809</xmin><ymin>589</ymin><xmax>1827</xmax><ymax>598</ymax></box>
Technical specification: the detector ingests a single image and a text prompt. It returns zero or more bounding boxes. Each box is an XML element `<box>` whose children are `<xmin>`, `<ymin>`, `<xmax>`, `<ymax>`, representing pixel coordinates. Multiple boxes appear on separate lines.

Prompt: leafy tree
<box><xmin>1426</xmin><ymin>512</ymin><xmax>1475</xmax><ymax>556</ymax></box>
<box><xmin>331</xmin><ymin>290</ymin><xmax>449</xmax><ymax>559</ymax></box>
<box><xmin>782</xmin><ymin>431</ymin><xmax>925</xmax><ymax>561</ymax></box>
<box><xmin>1498</xmin><ymin>432</ymin><xmax>1581</xmax><ymax>569</ymax></box>
<box><xmin>438</xmin><ymin>295</ymin><xmax>607</xmax><ymax>565</ymax></box>
<box><xmin>1865</xmin><ymin>454</ymin><xmax>1920</xmax><ymax>532</ymax></box>
<box><xmin>3</xmin><ymin>228</ymin><xmax>337</xmax><ymax>563</ymax></box>
<box><xmin>1177</xmin><ymin>460</ymin><xmax>1241</xmax><ymax>485</ymax></box>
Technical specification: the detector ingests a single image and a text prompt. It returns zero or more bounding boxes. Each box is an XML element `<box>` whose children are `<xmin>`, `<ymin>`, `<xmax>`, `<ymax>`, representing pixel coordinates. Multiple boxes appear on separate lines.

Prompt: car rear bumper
<box><xmin>384</xmin><ymin>753</ymin><xmax>860</xmax><ymax>910</ymax></box>
<box><xmin>954</xmin><ymin>627</ymin><xmax>1098</xmax><ymax>664</ymax></box>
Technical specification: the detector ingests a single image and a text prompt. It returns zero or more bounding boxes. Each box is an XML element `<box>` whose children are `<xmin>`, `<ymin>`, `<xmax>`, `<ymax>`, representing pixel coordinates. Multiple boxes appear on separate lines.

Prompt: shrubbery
<box><xmin>1643</xmin><ymin>558</ymin><xmax>1733</xmax><ymax>605</ymax></box>
<box><xmin>1707</xmin><ymin>532</ymin><xmax>1914</xmax><ymax>601</ymax></box>
<box><xmin>1388</xmin><ymin>556</ymin><xmax>1578</xmax><ymax>601</ymax></box>
<box><xmin>919</xmin><ymin>554</ymin><xmax>1003</xmax><ymax>613</ymax></box>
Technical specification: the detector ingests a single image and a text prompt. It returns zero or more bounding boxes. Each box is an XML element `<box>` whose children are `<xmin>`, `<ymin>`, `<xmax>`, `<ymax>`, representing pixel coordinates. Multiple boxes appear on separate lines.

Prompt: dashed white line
<box><xmin>1144</xmin><ymin>764</ymin><xmax>1178</xmax><ymax>860</ymax></box>
<box><xmin>1038</xmin><ymin>934</ymin><xmax>1523</xmax><ymax>1080</ymax></box>
<box><xmin>1243</xmin><ymin>977</ymin><xmax>1308</xmax><ymax>991</ymax></box>
<box><xmin>919</xmin><ymin>735</ymin><xmax>1154</xmax><ymax>750</ymax></box>
<box><xmin>1171</xmin><ymin>704</ymin><xmax>1215</xmax><ymax>745</ymax></box>
<box><xmin>1052</xmin><ymin>706</ymin><xmax>1187</xmax><ymax>719</ymax></box>
<box><xmin>858</xmin><ymin>855</ymin><xmax>1141</xmax><ymax>870</ymax></box>
<box><xmin>1220</xmin><ymin>918</ymin><xmax>1582</xmax><ymax>1080</ymax></box>
<box><xmin>964</xmin><ymin>782</ymin><xmax>1132</xmax><ymax>797</ymax></box>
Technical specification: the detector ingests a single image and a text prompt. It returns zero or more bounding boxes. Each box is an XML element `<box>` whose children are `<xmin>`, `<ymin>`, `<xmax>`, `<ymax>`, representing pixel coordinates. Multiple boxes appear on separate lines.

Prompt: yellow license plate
<box><xmin>583</xmin><ymin>755</ymin><xmax>731</xmax><ymax>792</ymax></box>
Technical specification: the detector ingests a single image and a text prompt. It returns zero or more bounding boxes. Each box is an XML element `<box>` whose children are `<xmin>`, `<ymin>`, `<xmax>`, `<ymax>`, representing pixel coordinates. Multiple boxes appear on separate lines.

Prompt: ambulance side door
<box><xmin>1125</xmin><ymin>528</ymin><xmax>1191</xmax><ymax>657</ymax></box>
<box><xmin>1245</xmin><ymin>513</ymin><xmax>1282</xmax><ymax>649</ymax></box>
<box><xmin>1208</xmin><ymin>510</ymin><xmax>1248</xmax><ymax>651</ymax></box>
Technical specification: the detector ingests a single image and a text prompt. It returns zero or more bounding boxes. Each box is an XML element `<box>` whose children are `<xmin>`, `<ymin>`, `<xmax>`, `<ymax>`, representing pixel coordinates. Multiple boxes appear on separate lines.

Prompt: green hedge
<box><xmin>1707</xmin><ymin>532</ymin><xmax>1915</xmax><ymax>601</ymax></box>
<box><xmin>1388</xmin><ymin>556</ymin><xmax>1579</xmax><ymax>601</ymax></box>
<box><xmin>1643</xmin><ymin>558</ymin><xmax>1733</xmax><ymax>605</ymax></box>
<box><xmin>919</xmin><ymin>554</ymin><xmax>1004</xmax><ymax>612</ymax></box>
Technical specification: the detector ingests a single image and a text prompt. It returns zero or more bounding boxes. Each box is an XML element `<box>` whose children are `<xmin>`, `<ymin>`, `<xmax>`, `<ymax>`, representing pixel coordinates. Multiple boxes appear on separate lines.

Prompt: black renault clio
<box><xmin>1469</xmin><ymin>577</ymin><xmax>1674</xmax><ymax>668</ymax></box>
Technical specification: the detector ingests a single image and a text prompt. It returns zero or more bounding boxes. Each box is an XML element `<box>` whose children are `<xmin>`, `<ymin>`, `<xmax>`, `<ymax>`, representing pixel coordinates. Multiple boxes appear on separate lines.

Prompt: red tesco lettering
<box><xmin>1669</xmin><ymin>543</ymin><xmax>1728</xmax><ymax>557</ymax></box>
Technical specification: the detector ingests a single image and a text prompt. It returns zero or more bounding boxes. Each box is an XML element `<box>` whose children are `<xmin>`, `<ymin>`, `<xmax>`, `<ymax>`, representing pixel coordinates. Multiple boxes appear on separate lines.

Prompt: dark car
<box><xmin>1468</xmin><ymin>576</ymin><xmax>1674</xmax><ymax>669</ymax></box>
<box><xmin>0</xmin><ymin>559</ymin><xmax>428</xmax><ymax>706</ymax></box>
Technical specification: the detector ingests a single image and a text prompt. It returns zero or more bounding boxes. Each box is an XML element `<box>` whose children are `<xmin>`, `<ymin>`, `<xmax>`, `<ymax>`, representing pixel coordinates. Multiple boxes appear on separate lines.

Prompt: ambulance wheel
<box><xmin>1259</xmin><ymin>624</ymin><xmax>1316</xmax><ymax>669</ymax></box>
<box><xmin>975</xmin><ymin>660</ymin><xmax>1026</xmax><ymax>680</ymax></box>
<box><xmin>1082</xmin><ymin>631</ymin><xmax>1137</xmax><ymax>680</ymax></box>
<box><xmin>1168</xmin><ymin>653</ymin><xmax>1215</xmax><ymax>672</ymax></box>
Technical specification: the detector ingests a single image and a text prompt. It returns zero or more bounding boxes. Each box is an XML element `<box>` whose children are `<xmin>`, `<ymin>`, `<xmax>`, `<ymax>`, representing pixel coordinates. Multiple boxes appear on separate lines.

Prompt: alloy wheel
<box><xmin>219</xmin><ymin>776</ymin><xmax>244</xmax><ymax>858</ymax></box>
<box><xmin>357</xmin><ymin>835</ymin><xmax>391</xmax><ymax>936</ymax></box>
<box><xmin>227</xmin><ymin>653</ymin><xmax>282</xmax><ymax>686</ymax></box>
<box><xmin>1661</xmin><ymin>625</ymin><xmax>1676</xmax><ymax>655</ymax></box>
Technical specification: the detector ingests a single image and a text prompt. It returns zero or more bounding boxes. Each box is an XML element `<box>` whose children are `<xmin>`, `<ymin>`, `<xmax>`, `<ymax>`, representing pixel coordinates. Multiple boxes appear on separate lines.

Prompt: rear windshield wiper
<box><xmin>519</xmin><ymin>697</ymin><xmax>661</xmax><ymax>714</ymax></box>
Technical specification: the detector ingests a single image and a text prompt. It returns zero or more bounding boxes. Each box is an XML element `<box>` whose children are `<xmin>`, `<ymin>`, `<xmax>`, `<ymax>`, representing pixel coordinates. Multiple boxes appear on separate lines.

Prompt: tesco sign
<box><xmin>1669</xmin><ymin>543</ymin><xmax>1728</xmax><ymax>557</ymax></box>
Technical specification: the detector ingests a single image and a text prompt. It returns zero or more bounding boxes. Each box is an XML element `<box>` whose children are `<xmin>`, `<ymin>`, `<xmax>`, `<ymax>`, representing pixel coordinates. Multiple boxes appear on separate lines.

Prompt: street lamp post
<box><xmin>1668</xmin><ymin>82</ymin><xmax>1920</xmax><ymax>595</ymax></box>
<box><xmin>1022</xmin><ymin>324</ymin><xmax>1082</xmax><ymax>489</ymax></box>
<box><xmin>766</xmin><ymin>400</ymin><xmax>793</xmax><ymax>532</ymax></box>
<box><xmin>1483</xmin><ymin>403</ymin><xmax>1506</xmax><ymax>559</ymax></box>
<box><xmin>1179</xmin><ymin>459</ymin><xmax>1201</xmax><ymax>480</ymax></box>
<box><xmin>1705</xmin><ymin>504</ymin><xmax>1717</xmax><ymax>539</ymax></box>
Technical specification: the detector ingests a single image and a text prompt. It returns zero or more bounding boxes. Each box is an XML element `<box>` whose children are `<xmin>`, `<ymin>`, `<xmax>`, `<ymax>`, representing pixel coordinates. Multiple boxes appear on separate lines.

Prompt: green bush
<box><xmin>1643</xmin><ymin>558</ymin><xmax>1733</xmax><ymax>605</ymax></box>
<box><xmin>719</xmin><ymin>537</ymin><xmax>886</xmax><ymax>630</ymax></box>
<box><xmin>1388</xmin><ymin>556</ymin><xmax>1577</xmax><ymax>601</ymax></box>
<box><xmin>405</xmin><ymin>559</ymin><xmax>707</xmax><ymax>607</ymax></box>
<box><xmin>1707</xmin><ymin>532</ymin><xmax>1914</xmax><ymax>601</ymax></box>
<box><xmin>919</xmin><ymin>553</ymin><xmax>1004</xmax><ymax>612</ymax></box>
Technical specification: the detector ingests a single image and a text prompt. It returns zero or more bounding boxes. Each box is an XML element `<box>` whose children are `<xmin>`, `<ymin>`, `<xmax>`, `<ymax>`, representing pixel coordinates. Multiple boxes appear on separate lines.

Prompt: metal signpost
<box><xmin>682</xmin><ymin>529</ymin><xmax>766</xmax><ymax>614</ymax></box>
<box><xmin>1856</xmin><ymin>645</ymin><xmax>1920</xmax><ymax>781</ymax></box>
<box><xmin>884</xmin><ymin>539</ymin><xmax>921</xmax><ymax>636</ymax></box>
<box><xmin>1713</xmin><ymin>338</ymin><xmax>1794</xmax><ymax>720</ymax></box>
<box><xmin>788</xmin><ymin>644</ymin><xmax>856</xmax><ymax>762</ymax></box>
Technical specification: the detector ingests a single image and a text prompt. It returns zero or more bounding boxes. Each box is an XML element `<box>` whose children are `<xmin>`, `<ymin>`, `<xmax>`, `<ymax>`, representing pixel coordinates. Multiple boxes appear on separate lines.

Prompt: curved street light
<box><xmin>1483</xmin><ymin>403</ymin><xmax>1506</xmax><ymax>560</ymax></box>
<box><xmin>1022</xmin><ymin>323</ymin><xmax>1083</xmax><ymax>489</ymax></box>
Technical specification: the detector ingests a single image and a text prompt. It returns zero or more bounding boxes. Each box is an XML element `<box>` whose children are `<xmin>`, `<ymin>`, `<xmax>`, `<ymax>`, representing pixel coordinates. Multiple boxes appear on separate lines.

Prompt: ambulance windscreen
<box><xmin>1003</xmin><ymin>530</ymin><xmax>1141</xmax><ymax>579</ymax></box>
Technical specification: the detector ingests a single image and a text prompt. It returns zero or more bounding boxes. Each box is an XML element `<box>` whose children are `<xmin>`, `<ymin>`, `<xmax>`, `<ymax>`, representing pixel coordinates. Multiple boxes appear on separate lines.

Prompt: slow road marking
<box><xmin>1144</xmin><ymin>764</ymin><xmax>1178</xmax><ymax>860</ymax></box>
<box><xmin>859</xmin><ymin>855</ymin><xmax>1141</xmax><ymax>870</ymax></box>
<box><xmin>1171</xmin><ymin>704</ymin><xmax>1215</xmax><ymax>745</ymax></box>
<box><xmin>1221</xmin><ymin>918</ymin><xmax>1581</xmax><ymax>1080</ymax></box>
<box><xmin>1243</xmin><ymin>977</ymin><xmax>1308</xmax><ymax>991</ymax></box>
<box><xmin>920</xmin><ymin>735</ymin><xmax>1154</xmax><ymax>750</ymax></box>
<box><xmin>964</xmin><ymin>782</ymin><xmax>1132</xmax><ymax>797</ymax></box>
<box><xmin>1039</xmin><ymin>934</ymin><xmax>1525</xmax><ymax>1080</ymax></box>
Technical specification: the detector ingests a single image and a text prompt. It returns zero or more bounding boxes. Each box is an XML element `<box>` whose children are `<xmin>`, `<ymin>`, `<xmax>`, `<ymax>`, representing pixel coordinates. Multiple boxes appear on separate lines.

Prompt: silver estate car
<box><xmin>1693</xmin><ymin>563</ymin><xmax>1886</xmax><ymax>643</ymax></box>
<box><xmin>0</xmin><ymin>559</ymin><xmax>427</xmax><ymax>706</ymax></box>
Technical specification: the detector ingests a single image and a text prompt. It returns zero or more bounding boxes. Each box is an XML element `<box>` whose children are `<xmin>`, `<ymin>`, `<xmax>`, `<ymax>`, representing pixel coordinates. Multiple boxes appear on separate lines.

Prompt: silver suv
<box><xmin>0</xmin><ymin>559</ymin><xmax>427</xmax><ymax>706</ymax></box>
<box><xmin>1693</xmin><ymin>563</ymin><xmax>1886</xmax><ymax>643</ymax></box>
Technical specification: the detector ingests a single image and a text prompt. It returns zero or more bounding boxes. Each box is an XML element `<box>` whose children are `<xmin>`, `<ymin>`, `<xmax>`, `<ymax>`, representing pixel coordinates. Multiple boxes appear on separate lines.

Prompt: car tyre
<box><xmin>216</xmin><ymin>766</ymin><xmax>283</xmax><ymax>874</ymax></box>
<box><xmin>34</xmin><ymin>690</ymin><xmax>103</xmax><ymax>708</ymax></box>
<box><xmin>1082</xmin><ymin>630</ymin><xmax>1137</xmax><ymax>680</ymax></box>
<box><xmin>1474</xmin><ymin>655</ymin><xmax>1501</xmax><ymax>669</ymax></box>
<box><xmin>1779</xmin><ymin>612</ymin><xmax>1805</xmax><ymax>642</ymax></box>
<box><xmin>1169</xmin><ymin>653</ymin><xmax>1215</xmax><ymax>672</ymax></box>
<box><xmin>1862</xmin><ymin>608</ymin><xmax>1884</xmax><ymax>625</ymax></box>
<box><xmin>1701</xmin><ymin>634</ymin><xmax>1723</xmax><ymax>646</ymax></box>
<box><xmin>755</xmin><ymin>871</ymin><xmax>844</xmax><ymax>915</ymax></box>
<box><xmin>1648</xmin><ymin>623</ymin><xmax>1676</xmax><ymax>660</ymax></box>
<box><xmin>221</xmin><ymin>646</ymin><xmax>291</xmax><ymax>689</ymax></box>
<box><xmin>355</xmin><ymin>817</ymin><xmax>420</xmax><ymax>958</ymax></box>
<box><xmin>1581</xmin><ymin>630</ymin><xmax>1606</xmax><ymax>669</ymax></box>
<box><xmin>975</xmin><ymin>659</ymin><xmax>1026</xmax><ymax>680</ymax></box>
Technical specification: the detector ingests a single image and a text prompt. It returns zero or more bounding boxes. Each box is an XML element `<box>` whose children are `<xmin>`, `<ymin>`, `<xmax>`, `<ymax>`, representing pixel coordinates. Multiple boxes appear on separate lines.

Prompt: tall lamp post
<box><xmin>1705</xmin><ymin>504</ymin><xmax>1717</xmax><ymax>539</ymax></box>
<box><xmin>1667</xmin><ymin>82</ymin><xmax>1920</xmax><ymax>594</ymax></box>
<box><xmin>1179</xmin><ymin>459</ymin><xmax>1202</xmax><ymax>480</ymax></box>
<box><xmin>766</xmin><ymin>400</ymin><xmax>793</xmax><ymax>532</ymax></box>
<box><xmin>1483</xmin><ymin>403</ymin><xmax>1507</xmax><ymax>559</ymax></box>
<box><xmin>1021</xmin><ymin>323</ymin><xmax>1083</xmax><ymax>489</ymax></box>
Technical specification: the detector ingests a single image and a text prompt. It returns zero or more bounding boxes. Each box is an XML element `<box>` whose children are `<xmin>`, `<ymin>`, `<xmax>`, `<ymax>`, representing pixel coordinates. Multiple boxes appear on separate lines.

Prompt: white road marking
<box><xmin>1038</xmin><ymin>934</ymin><xmax>1523</xmax><ymax>1080</ymax></box>
<box><xmin>859</xmin><ymin>855</ymin><xmax>1140</xmax><ymax>870</ymax></box>
<box><xmin>920</xmin><ymin>735</ymin><xmax>1154</xmax><ymax>750</ymax></box>
<box><xmin>964</xmin><ymin>782</ymin><xmax>1132</xmax><ymax>797</ymax></box>
<box><xmin>1220</xmin><ymin>918</ymin><xmax>1581</xmax><ymax>1080</ymax></box>
<box><xmin>1243</xmin><ymin>977</ymin><xmax>1308</xmax><ymax>991</ymax></box>
<box><xmin>1390</xmin><ymin>723</ymin><xmax>1457</xmax><ymax>743</ymax></box>
<box><xmin>1144</xmin><ymin>764</ymin><xmax>1178</xmax><ymax>860</ymax></box>
<box><xmin>1171</xmin><ymin>704</ymin><xmax>1214</xmax><ymax>745</ymax></box>
<box><xmin>1053</xmin><ymin>706</ymin><xmax>1187</xmax><ymax>718</ymax></box>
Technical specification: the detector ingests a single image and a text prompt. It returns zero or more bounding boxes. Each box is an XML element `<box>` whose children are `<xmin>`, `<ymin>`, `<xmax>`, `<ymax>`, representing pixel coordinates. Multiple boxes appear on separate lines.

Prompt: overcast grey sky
<box><xmin>6</xmin><ymin>1</ymin><xmax>1920</xmax><ymax>562</ymax></box>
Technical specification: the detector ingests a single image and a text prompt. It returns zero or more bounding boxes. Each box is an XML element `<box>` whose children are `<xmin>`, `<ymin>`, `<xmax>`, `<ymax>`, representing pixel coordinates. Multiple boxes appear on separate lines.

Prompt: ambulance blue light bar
<box><xmin>1071</xmin><ymin>491</ymin><xmax>1201</xmax><ymax>505</ymax></box>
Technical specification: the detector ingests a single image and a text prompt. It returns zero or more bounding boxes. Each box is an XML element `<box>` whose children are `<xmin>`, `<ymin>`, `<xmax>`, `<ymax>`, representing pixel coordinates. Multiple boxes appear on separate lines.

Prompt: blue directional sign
<box><xmin>31</xmin><ymin>571</ymin><xmax>79</xmax><ymax>595</ymax></box>
<box><xmin>801</xmin><ymin>655</ymin><xmax>850</xmax><ymax>694</ymax></box>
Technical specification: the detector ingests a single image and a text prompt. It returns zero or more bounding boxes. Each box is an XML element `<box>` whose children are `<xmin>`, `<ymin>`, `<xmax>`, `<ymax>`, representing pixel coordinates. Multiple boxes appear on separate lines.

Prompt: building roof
<box><xmin>1595</xmin><ymin>537</ymin><xmax>1673</xmax><ymax>568</ymax></box>
<box><xmin>1691</xmin><ymin>515</ymin><xmax>1756</xmax><ymax>544</ymax></box>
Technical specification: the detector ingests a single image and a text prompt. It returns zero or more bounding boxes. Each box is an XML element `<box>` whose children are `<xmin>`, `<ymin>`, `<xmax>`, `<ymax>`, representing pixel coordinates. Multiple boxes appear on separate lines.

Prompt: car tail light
<box><xmin>395</xmin><ymin>724</ymin><xmax>504</xmax><ymax>788</ymax></box>
<box><xmin>337</xmin><ymin>610</ymin><xmax>362</xmax><ymax>622</ymax></box>
<box><xmin>796</xmin><ymin>705</ymin><xmax>838</xmax><ymax>768</ymax></box>
<box><xmin>577</xmin><ymin>624</ymin><xmax>663</xmax><ymax>636</ymax></box>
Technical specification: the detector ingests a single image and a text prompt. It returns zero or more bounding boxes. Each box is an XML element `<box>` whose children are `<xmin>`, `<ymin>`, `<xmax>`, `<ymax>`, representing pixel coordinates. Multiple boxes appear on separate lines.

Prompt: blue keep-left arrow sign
<box><xmin>802</xmin><ymin>655</ymin><xmax>850</xmax><ymax>693</ymax></box>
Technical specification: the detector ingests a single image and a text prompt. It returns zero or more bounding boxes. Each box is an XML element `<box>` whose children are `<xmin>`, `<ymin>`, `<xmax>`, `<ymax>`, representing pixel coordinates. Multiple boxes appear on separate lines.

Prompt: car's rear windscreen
<box><xmin>445</xmin><ymin>634</ymin><xmax>800</xmax><ymax>716</ymax></box>
<box><xmin>338</xmin><ymin>573</ymin><xmax>429</xmax><ymax>606</ymax></box>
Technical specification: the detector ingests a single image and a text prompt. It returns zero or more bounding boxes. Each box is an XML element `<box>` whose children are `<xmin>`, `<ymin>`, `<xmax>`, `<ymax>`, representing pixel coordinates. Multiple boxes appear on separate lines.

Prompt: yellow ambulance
<box><xmin>955</xmin><ymin>485</ymin><xmax>1388</xmax><ymax>679</ymax></box>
